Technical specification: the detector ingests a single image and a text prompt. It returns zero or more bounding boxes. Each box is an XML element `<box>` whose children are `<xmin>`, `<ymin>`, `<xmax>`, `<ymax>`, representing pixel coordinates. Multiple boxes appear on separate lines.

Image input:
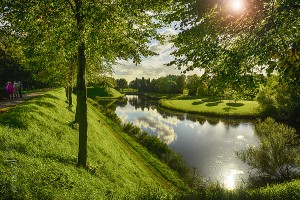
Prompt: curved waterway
<box><xmin>113</xmin><ymin>95</ymin><xmax>260</xmax><ymax>189</ymax></box>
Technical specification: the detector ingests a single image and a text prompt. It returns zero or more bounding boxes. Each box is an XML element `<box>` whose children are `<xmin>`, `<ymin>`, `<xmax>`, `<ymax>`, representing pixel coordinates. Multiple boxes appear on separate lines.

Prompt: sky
<box><xmin>113</xmin><ymin>26</ymin><xmax>203</xmax><ymax>83</ymax></box>
<box><xmin>113</xmin><ymin>0</ymin><xmax>248</xmax><ymax>83</ymax></box>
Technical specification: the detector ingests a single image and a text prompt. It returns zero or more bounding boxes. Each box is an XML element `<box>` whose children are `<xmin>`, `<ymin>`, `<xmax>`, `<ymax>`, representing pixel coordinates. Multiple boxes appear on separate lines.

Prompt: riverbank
<box><xmin>159</xmin><ymin>98</ymin><xmax>261</xmax><ymax>118</ymax></box>
<box><xmin>0</xmin><ymin>88</ymin><xmax>181</xmax><ymax>199</ymax></box>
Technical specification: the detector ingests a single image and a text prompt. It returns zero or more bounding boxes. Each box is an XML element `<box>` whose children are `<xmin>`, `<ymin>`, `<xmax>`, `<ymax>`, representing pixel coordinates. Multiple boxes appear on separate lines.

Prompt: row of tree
<box><xmin>115</xmin><ymin>73</ymin><xmax>264</xmax><ymax>100</ymax></box>
<box><xmin>128</xmin><ymin>75</ymin><xmax>186</xmax><ymax>94</ymax></box>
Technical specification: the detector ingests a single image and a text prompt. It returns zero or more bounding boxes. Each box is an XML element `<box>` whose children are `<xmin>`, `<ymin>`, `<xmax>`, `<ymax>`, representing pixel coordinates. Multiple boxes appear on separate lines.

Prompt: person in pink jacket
<box><xmin>6</xmin><ymin>82</ymin><xmax>14</xmax><ymax>99</ymax></box>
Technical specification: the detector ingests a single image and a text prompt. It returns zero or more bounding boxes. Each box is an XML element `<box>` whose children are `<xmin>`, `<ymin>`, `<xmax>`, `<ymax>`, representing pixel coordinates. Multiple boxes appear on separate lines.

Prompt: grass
<box><xmin>0</xmin><ymin>88</ymin><xmax>181</xmax><ymax>199</ymax></box>
<box><xmin>159</xmin><ymin>99</ymin><xmax>261</xmax><ymax>118</ymax></box>
<box><xmin>143</xmin><ymin>93</ymin><xmax>185</xmax><ymax>100</ymax></box>
<box><xmin>1</xmin><ymin>88</ymin><xmax>299</xmax><ymax>199</ymax></box>
<box><xmin>87</xmin><ymin>86</ymin><xmax>124</xmax><ymax>99</ymax></box>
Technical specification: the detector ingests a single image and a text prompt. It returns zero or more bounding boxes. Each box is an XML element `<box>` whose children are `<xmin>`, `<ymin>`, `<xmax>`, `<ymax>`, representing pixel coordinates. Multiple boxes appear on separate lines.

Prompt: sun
<box><xmin>230</xmin><ymin>0</ymin><xmax>245</xmax><ymax>12</ymax></box>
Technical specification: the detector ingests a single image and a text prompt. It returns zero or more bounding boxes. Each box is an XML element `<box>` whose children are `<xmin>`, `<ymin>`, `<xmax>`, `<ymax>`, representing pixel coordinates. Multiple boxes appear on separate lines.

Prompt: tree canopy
<box><xmin>168</xmin><ymin>0</ymin><xmax>300</xmax><ymax>92</ymax></box>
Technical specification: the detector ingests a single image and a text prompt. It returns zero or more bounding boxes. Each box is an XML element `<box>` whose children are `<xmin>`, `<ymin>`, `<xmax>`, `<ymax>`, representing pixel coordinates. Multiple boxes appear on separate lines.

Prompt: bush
<box><xmin>236</xmin><ymin>118</ymin><xmax>300</xmax><ymax>182</ymax></box>
<box><xmin>256</xmin><ymin>76</ymin><xmax>300</xmax><ymax>120</ymax></box>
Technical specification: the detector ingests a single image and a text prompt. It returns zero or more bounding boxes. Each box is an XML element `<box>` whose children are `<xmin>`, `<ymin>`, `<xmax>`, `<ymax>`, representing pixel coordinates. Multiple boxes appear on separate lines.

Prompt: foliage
<box><xmin>256</xmin><ymin>75</ymin><xmax>300</xmax><ymax>120</ymax></box>
<box><xmin>157</xmin><ymin>79</ymin><xmax>177</xmax><ymax>93</ymax></box>
<box><xmin>116</xmin><ymin>78</ymin><xmax>128</xmax><ymax>90</ymax></box>
<box><xmin>186</xmin><ymin>74</ymin><xmax>202</xmax><ymax>96</ymax></box>
<box><xmin>129</xmin><ymin>75</ymin><xmax>186</xmax><ymax>94</ymax></box>
<box><xmin>167</xmin><ymin>0</ymin><xmax>300</xmax><ymax>99</ymax></box>
<box><xmin>0</xmin><ymin>40</ymin><xmax>34</xmax><ymax>89</ymax></box>
<box><xmin>236</xmin><ymin>118</ymin><xmax>300</xmax><ymax>181</ymax></box>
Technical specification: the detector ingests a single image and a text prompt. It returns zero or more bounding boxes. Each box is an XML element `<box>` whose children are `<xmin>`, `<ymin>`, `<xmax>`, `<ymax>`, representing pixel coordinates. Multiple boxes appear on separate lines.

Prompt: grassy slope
<box><xmin>0</xmin><ymin>88</ymin><xmax>181</xmax><ymax>199</ymax></box>
<box><xmin>87</xmin><ymin>87</ymin><xmax>124</xmax><ymax>99</ymax></box>
<box><xmin>159</xmin><ymin>99</ymin><xmax>260</xmax><ymax>118</ymax></box>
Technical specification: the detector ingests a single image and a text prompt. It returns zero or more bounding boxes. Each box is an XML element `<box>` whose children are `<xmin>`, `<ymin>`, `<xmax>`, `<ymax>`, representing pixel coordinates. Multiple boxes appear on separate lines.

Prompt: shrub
<box><xmin>236</xmin><ymin>118</ymin><xmax>300</xmax><ymax>182</ymax></box>
<box><xmin>256</xmin><ymin>76</ymin><xmax>300</xmax><ymax>120</ymax></box>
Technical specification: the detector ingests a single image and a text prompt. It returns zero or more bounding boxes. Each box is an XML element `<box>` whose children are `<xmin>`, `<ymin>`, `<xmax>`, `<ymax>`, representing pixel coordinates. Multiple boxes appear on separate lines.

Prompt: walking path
<box><xmin>0</xmin><ymin>91</ymin><xmax>44</xmax><ymax>112</ymax></box>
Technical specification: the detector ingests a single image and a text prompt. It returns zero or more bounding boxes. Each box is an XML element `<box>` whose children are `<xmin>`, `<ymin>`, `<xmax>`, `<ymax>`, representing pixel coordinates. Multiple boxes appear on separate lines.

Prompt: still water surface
<box><xmin>114</xmin><ymin>95</ymin><xmax>260</xmax><ymax>189</ymax></box>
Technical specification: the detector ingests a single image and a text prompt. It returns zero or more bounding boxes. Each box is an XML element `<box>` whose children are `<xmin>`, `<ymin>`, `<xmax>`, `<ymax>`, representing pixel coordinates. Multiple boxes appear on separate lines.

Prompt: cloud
<box><xmin>113</xmin><ymin>27</ymin><xmax>203</xmax><ymax>82</ymax></box>
<box><xmin>160</xmin><ymin>28</ymin><xmax>177</xmax><ymax>36</ymax></box>
<box><xmin>135</xmin><ymin>116</ymin><xmax>177</xmax><ymax>144</ymax></box>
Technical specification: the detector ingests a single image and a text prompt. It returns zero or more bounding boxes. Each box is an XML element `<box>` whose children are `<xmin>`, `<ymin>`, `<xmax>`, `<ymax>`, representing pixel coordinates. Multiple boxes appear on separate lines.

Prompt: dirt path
<box><xmin>0</xmin><ymin>91</ymin><xmax>44</xmax><ymax>112</ymax></box>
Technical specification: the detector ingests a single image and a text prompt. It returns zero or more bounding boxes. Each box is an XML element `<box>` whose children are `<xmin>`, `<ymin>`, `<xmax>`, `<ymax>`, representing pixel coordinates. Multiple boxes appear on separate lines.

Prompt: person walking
<box><xmin>6</xmin><ymin>82</ymin><xmax>14</xmax><ymax>99</ymax></box>
<box><xmin>13</xmin><ymin>81</ymin><xmax>19</xmax><ymax>98</ymax></box>
<box><xmin>18</xmin><ymin>81</ymin><xmax>23</xmax><ymax>98</ymax></box>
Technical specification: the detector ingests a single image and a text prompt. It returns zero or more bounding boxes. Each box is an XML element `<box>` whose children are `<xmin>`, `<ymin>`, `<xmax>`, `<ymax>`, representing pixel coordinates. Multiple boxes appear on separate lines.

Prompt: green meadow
<box><xmin>159</xmin><ymin>99</ymin><xmax>260</xmax><ymax>118</ymax></box>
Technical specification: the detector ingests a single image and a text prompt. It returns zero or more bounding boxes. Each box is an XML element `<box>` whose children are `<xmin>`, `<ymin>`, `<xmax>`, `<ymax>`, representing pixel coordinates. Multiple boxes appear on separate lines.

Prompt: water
<box><xmin>113</xmin><ymin>95</ymin><xmax>260</xmax><ymax>189</ymax></box>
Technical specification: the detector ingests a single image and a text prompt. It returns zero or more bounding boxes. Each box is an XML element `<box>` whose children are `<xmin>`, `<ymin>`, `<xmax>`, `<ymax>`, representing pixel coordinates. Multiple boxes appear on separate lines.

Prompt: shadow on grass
<box><xmin>43</xmin><ymin>153</ymin><xmax>77</xmax><ymax>166</ymax></box>
<box><xmin>205</xmin><ymin>102</ymin><xmax>220</xmax><ymax>107</ymax></box>
<box><xmin>32</xmin><ymin>93</ymin><xmax>60</xmax><ymax>101</ymax></box>
<box><xmin>176</xmin><ymin>95</ymin><xmax>201</xmax><ymax>100</ymax></box>
<box><xmin>192</xmin><ymin>100</ymin><xmax>204</xmax><ymax>105</ymax></box>
<box><xmin>87</xmin><ymin>87</ymin><xmax>107</xmax><ymax>98</ymax></box>
<box><xmin>226</xmin><ymin>102</ymin><xmax>244</xmax><ymax>107</ymax></box>
<box><xmin>0</xmin><ymin>105</ymin><xmax>35</xmax><ymax>128</ymax></box>
<box><xmin>223</xmin><ymin>107</ymin><xmax>237</xmax><ymax>112</ymax></box>
<box><xmin>33</xmin><ymin>101</ymin><xmax>56</xmax><ymax>109</ymax></box>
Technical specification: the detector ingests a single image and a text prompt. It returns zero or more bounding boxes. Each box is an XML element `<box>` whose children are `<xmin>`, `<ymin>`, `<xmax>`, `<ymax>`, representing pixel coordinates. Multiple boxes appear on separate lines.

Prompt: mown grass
<box><xmin>159</xmin><ymin>99</ymin><xmax>261</xmax><ymax>118</ymax></box>
<box><xmin>0</xmin><ymin>88</ymin><xmax>180</xmax><ymax>199</ymax></box>
<box><xmin>143</xmin><ymin>92</ymin><xmax>184</xmax><ymax>100</ymax></box>
<box><xmin>87</xmin><ymin>86</ymin><xmax>124</xmax><ymax>99</ymax></box>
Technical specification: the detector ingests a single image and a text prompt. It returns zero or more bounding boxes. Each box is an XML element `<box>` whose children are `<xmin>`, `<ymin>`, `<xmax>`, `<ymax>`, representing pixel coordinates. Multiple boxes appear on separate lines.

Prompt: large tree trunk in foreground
<box><xmin>75</xmin><ymin>0</ymin><xmax>88</xmax><ymax>168</ymax></box>
<box><xmin>76</xmin><ymin>41</ymin><xmax>88</xmax><ymax>168</ymax></box>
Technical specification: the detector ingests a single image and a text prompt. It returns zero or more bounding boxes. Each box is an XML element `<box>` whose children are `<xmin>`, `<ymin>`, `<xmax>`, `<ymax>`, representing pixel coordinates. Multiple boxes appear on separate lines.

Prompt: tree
<box><xmin>186</xmin><ymin>74</ymin><xmax>201</xmax><ymax>96</ymax></box>
<box><xmin>116</xmin><ymin>78</ymin><xmax>128</xmax><ymax>90</ymax></box>
<box><xmin>157</xmin><ymin>77</ymin><xmax>177</xmax><ymax>93</ymax></box>
<box><xmin>167</xmin><ymin>0</ymin><xmax>300</xmax><ymax>111</ymax></box>
<box><xmin>1</xmin><ymin>0</ymin><xmax>172</xmax><ymax>167</ymax></box>
<box><xmin>175</xmin><ymin>74</ymin><xmax>186</xmax><ymax>94</ymax></box>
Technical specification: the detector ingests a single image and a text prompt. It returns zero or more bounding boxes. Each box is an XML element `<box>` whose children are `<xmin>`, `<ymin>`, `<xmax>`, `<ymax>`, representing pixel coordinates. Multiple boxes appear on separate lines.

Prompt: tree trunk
<box><xmin>76</xmin><ymin>42</ymin><xmax>87</xmax><ymax>168</ymax></box>
<box><xmin>65</xmin><ymin>86</ymin><xmax>69</xmax><ymax>99</ymax></box>
<box><xmin>68</xmin><ymin>86</ymin><xmax>73</xmax><ymax>108</ymax></box>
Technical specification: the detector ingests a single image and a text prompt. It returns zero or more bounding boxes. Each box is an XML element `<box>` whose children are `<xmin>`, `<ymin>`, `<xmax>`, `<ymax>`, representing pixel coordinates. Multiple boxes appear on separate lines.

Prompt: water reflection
<box><xmin>136</xmin><ymin>116</ymin><xmax>177</xmax><ymax>144</ymax></box>
<box><xmin>113</xmin><ymin>95</ymin><xmax>260</xmax><ymax>188</ymax></box>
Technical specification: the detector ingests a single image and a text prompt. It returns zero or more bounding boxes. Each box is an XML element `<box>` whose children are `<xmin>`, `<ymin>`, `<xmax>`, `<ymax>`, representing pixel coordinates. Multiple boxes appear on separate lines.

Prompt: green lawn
<box><xmin>159</xmin><ymin>99</ymin><xmax>261</xmax><ymax>118</ymax></box>
<box><xmin>0</xmin><ymin>88</ymin><xmax>180</xmax><ymax>199</ymax></box>
<box><xmin>87</xmin><ymin>86</ymin><xmax>124</xmax><ymax>99</ymax></box>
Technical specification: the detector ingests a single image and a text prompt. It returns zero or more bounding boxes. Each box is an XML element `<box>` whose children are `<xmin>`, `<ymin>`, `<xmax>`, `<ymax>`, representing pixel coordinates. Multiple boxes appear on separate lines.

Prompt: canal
<box><xmin>113</xmin><ymin>95</ymin><xmax>260</xmax><ymax>189</ymax></box>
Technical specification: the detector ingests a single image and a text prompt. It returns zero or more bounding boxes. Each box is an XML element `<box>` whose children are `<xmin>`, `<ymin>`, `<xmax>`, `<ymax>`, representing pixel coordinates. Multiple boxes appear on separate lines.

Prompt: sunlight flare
<box><xmin>229</xmin><ymin>0</ymin><xmax>245</xmax><ymax>12</ymax></box>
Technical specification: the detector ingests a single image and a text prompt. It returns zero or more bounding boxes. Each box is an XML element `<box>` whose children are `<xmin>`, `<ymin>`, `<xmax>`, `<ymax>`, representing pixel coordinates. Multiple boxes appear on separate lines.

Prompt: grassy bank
<box><xmin>87</xmin><ymin>86</ymin><xmax>124</xmax><ymax>99</ymax></box>
<box><xmin>0</xmin><ymin>88</ymin><xmax>181</xmax><ymax>199</ymax></box>
<box><xmin>159</xmin><ymin>99</ymin><xmax>261</xmax><ymax>118</ymax></box>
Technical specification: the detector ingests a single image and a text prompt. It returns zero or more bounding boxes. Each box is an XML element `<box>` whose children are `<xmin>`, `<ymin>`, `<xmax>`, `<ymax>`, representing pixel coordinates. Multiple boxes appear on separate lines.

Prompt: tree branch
<box><xmin>65</xmin><ymin>0</ymin><xmax>75</xmax><ymax>13</ymax></box>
